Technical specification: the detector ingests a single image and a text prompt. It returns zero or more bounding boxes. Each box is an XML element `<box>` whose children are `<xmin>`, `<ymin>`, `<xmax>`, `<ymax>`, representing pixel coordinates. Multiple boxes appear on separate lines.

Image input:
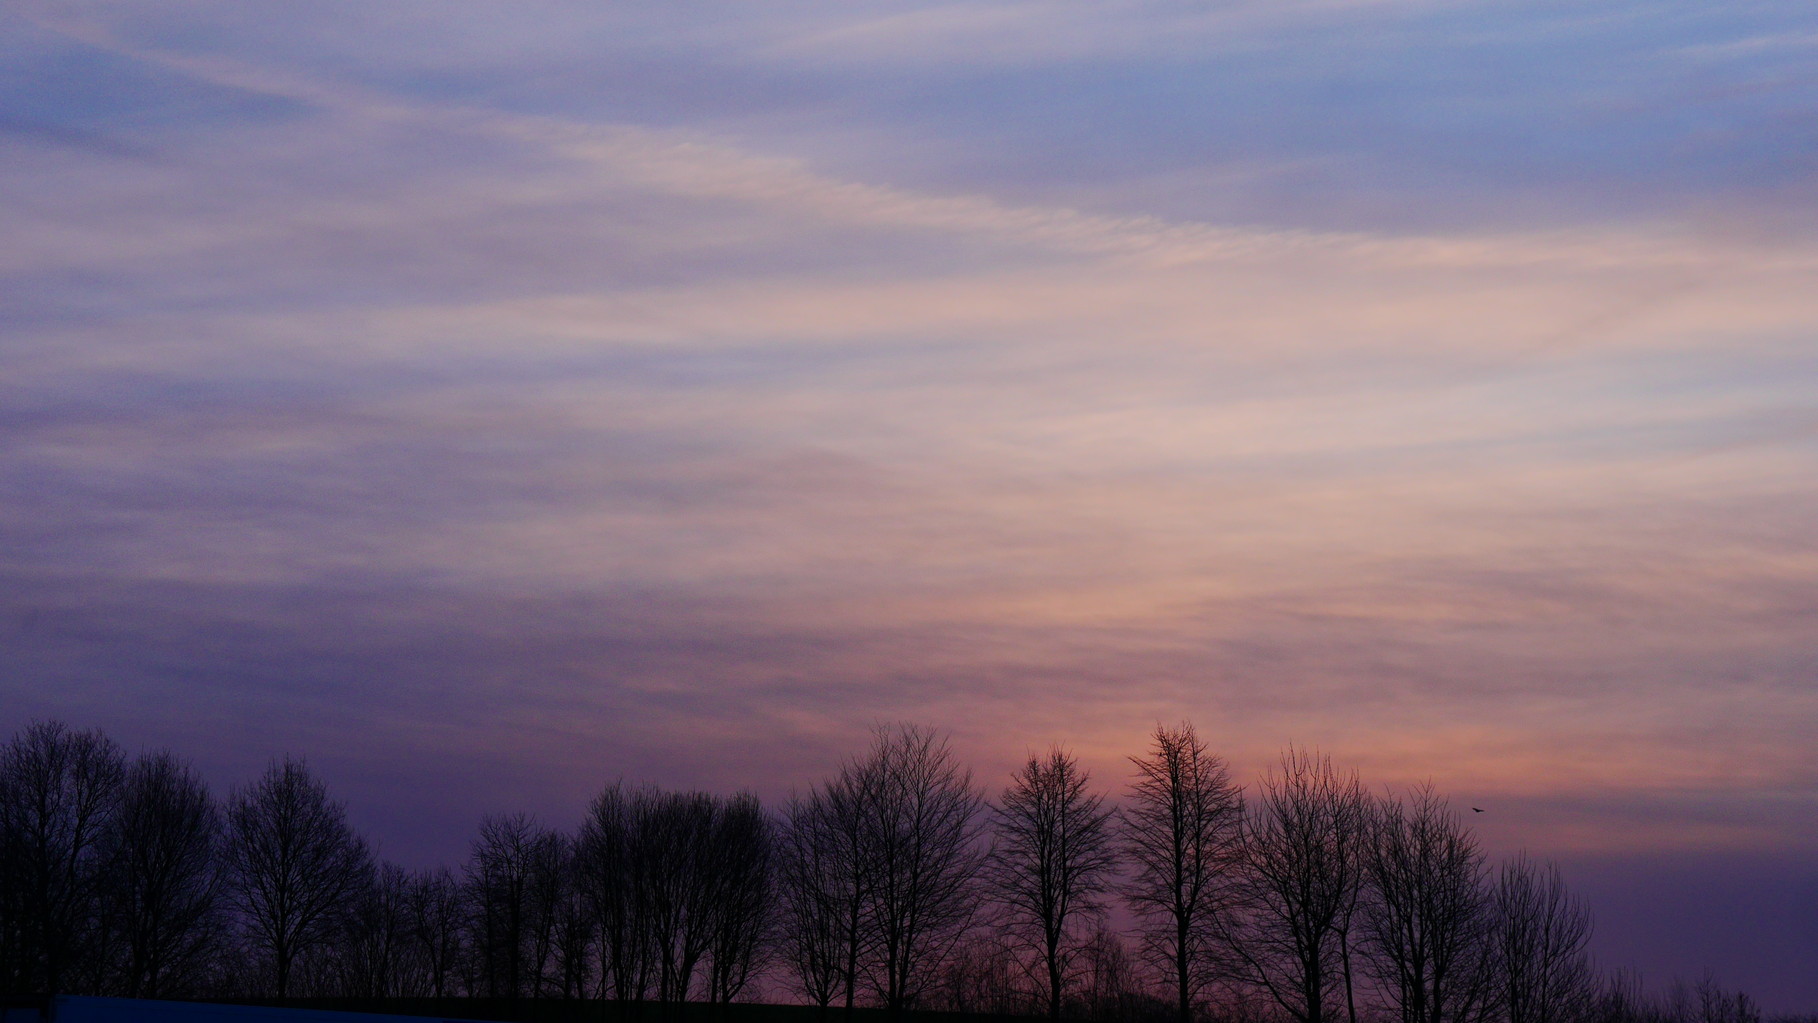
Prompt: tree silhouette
<box><xmin>578</xmin><ymin>783</ymin><xmax>773</xmax><ymax>1007</ymax></box>
<box><xmin>466</xmin><ymin>812</ymin><xmax>564</xmax><ymax>999</ymax></box>
<box><xmin>338</xmin><ymin>861</ymin><xmax>420</xmax><ymax>998</ymax></box>
<box><xmin>855</xmin><ymin>724</ymin><xmax>987</xmax><ymax>1017</ymax></box>
<box><xmin>222</xmin><ymin>757</ymin><xmax>373</xmax><ymax>998</ymax></box>
<box><xmin>0</xmin><ymin>720</ymin><xmax>125</xmax><ymax>995</ymax></box>
<box><xmin>777</xmin><ymin>783</ymin><xmax>870</xmax><ymax>1013</ymax></box>
<box><xmin>1227</xmin><ymin>747</ymin><xmax>1371</xmax><ymax>1023</ymax></box>
<box><xmin>1122</xmin><ymin>722</ymin><xmax>1244</xmax><ymax>1023</ymax></box>
<box><xmin>990</xmin><ymin>745</ymin><xmax>1119</xmax><ymax>1022</ymax></box>
<box><xmin>99</xmin><ymin>750</ymin><xmax>222</xmax><ymax>997</ymax></box>
<box><xmin>1492</xmin><ymin>854</ymin><xmax>1594</xmax><ymax>1023</ymax></box>
<box><xmin>404</xmin><ymin>865</ymin><xmax>467</xmax><ymax>999</ymax></box>
<box><xmin>703</xmin><ymin>793</ymin><xmax>773</xmax><ymax>1004</ymax></box>
<box><xmin>578</xmin><ymin>784</ymin><xmax>651</xmax><ymax>1002</ymax></box>
<box><xmin>1361</xmin><ymin>783</ymin><xmax>1494</xmax><ymax>1023</ymax></box>
<box><xmin>0</xmin><ymin>716</ymin><xmax>1778</xmax><ymax>1021</ymax></box>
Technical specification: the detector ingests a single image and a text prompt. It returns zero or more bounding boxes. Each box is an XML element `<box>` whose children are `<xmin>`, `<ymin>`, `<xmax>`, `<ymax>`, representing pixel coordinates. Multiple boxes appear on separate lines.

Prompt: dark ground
<box><xmin>218</xmin><ymin>1000</ymin><xmax>1034</xmax><ymax>1023</ymax></box>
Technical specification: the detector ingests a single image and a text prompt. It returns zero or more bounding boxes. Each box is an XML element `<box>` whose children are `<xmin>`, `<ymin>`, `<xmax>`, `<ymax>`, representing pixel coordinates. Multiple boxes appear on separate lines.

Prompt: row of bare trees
<box><xmin>0</xmin><ymin>722</ymin><xmax>370</xmax><ymax>999</ymax></box>
<box><xmin>0</xmin><ymin>720</ymin><xmax>777</xmax><ymax>1003</ymax></box>
<box><xmin>767</xmin><ymin>723</ymin><xmax>1782</xmax><ymax>1023</ymax></box>
<box><xmin>0</xmin><ymin>718</ymin><xmax>1792</xmax><ymax>1023</ymax></box>
<box><xmin>1056</xmin><ymin>727</ymin><xmax>1599</xmax><ymax>1023</ymax></box>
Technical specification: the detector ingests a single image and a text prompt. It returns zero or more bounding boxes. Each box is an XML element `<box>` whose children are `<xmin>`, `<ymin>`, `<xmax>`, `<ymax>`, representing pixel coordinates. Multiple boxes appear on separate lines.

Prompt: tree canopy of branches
<box><xmin>467</xmin><ymin>812</ymin><xmax>568</xmax><ymax>999</ymax></box>
<box><xmin>778</xmin><ymin>768</ymin><xmax>874</xmax><ymax>1012</ymax></box>
<box><xmin>703</xmin><ymin>794</ymin><xmax>774</xmax><ymax>1004</ymax></box>
<box><xmin>579</xmin><ymin>785</ymin><xmax>649</xmax><ymax>1003</ymax></box>
<box><xmin>337</xmin><ymin>861</ymin><xmax>421</xmax><ymax>998</ymax></box>
<box><xmin>777</xmin><ymin>792</ymin><xmax>842</xmax><ymax>1011</ymax></box>
<box><xmin>1492</xmin><ymin>854</ymin><xmax>1595</xmax><ymax>1023</ymax></box>
<box><xmin>991</xmin><ymin>745</ymin><xmax>1119</xmax><ymax>1022</ymax></box>
<box><xmin>1228</xmin><ymin>747</ymin><xmax>1372</xmax><ymax>1023</ymax></box>
<box><xmin>577</xmin><ymin>784</ymin><xmax>773</xmax><ymax>1007</ymax></box>
<box><xmin>1122</xmin><ymin>722</ymin><xmax>1245</xmax><ymax>1023</ymax></box>
<box><xmin>222</xmin><ymin>757</ymin><xmax>374</xmax><ymax>998</ymax></box>
<box><xmin>0</xmin><ymin>721</ymin><xmax>125</xmax><ymax>996</ymax></box>
<box><xmin>855</xmin><ymin>724</ymin><xmax>987</xmax><ymax>1017</ymax></box>
<box><xmin>100</xmin><ymin>750</ymin><xmax>223</xmax><ymax>998</ymax></box>
<box><xmin>404</xmin><ymin>865</ymin><xmax>466</xmax><ymax>999</ymax></box>
<box><xmin>1363</xmin><ymin>783</ymin><xmax>1493</xmax><ymax>1023</ymax></box>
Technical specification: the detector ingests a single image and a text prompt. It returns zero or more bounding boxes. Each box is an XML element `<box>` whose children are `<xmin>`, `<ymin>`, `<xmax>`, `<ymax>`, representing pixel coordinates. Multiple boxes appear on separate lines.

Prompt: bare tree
<box><xmin>1662</xmin><ymin>975</ymin><xmax>1762</xmax><ymax>1023</ymax></box>
<box><xmin>98</xmin><ymin>750</ymin><xmax>222</xmax><ymax>998</ymax></box>
<box><xmin>466</xmin><ymin>812</ymin><xmax>564</xmax><ymax>999</ymax></box>
<box><xmin>522</xmin><ymin>830</ymin><xmax>571</xmax><ymax>999</ymax></box>
<box><xmin>638</xmin><ymin>790</ymin><xmax>720</xmax><ymax>1003</ymax></box>
<box><xmin>991</xmin><ymin>745</ymin><xmax>1120</xmax><ymax>1022</ymax></box>
<box><xmin>703</xmin><ymin>793</ymin><xmax>773</xmax><ymax>1004</ymax></box>
<box><xmin>578</xmin><ymin>784</ymin><xmax>772</xmax><ymax>1007</ymax></box>
<box><xmin>404</xmin><ymin>865</ymin><xmax>468</xmax><ymax>999</ymax></box>
<box><xmin>1491</xmin><ymin>855</ymin><xmax>1594</xmax><ymax>1023</ymax></box>
<box><xmin>1077</xmin><ymin>925</ymin><xmax>1147</xmax><ymax>1023</ymax></box>
<box><xmin>0</xmin><ymin>720</ymin><xmax>126</xmax><ymax>995</ymax></box>
<box><xmin>929</xmin><ymin>932</ymin><xmax>1032</xmax><ymax>1016</ymax></box>
<box><xmin>777</xmin><ymin>787</ymin><xmax>866</xmax><ymax>1013</ymax></box>
<box><xmin>857</xmin><ymin>724</ymin><xmax>987</xmax><ymax>1017</ymax></box>
<box><xmin>1122</xmin><ymin>722</ymin><xmax>1244</xmax><ymax>1023</ymax></box>
<box><xmin>1361</xmin><ymin>783</ymin><xmax>1493</xmax><ymax>1023</ymax></box>
<box><xmin>547</xmin><ymin>846</ymin><xmax>595</xmax><ymax>1001</ymax></box>
<box><xmin>810</xmin><ymin>754</ymin><xmax>895</xmax><ymax>1015</ymax></box>
<box><xmin>1587</xmin><ymin>970</ymin><xmax>1769</xmax><ymax>1023</ymax></box>
<box><xmin>578</xmin><ymin>785</ymin><xmax>653</xmax><ymax>1002</ymax></box>
<box><xmin>338</xmin><ymin>861</ymin><xmax>421</xmax><ymax>998</ymax></box>
<box><xmin>1227</xmin><ymin>747</ymin><xmax>1371</xmax><ymax>1023</ymax></box>
<box><xmin>1585</xmin><ymin>969</ymin><xmax>1658</xmax><ymax>1023</ymax></box>
<box><xmin>222</xmin><ymin>757</ymin><xmax>374</xmax><ymax>998</ymax></box>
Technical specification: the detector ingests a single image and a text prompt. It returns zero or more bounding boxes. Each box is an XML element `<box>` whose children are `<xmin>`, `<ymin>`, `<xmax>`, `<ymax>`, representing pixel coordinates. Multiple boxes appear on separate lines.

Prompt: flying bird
<box><xmin>1472</xmin><ymin>807</ymin><xmax>1484</xmax><ymax>812</ymax></box>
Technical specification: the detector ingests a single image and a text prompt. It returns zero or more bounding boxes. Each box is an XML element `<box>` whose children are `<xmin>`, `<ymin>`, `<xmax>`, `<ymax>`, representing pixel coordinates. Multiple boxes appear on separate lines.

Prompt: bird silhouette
<box><xmin>1472</xmin><ymin>807</ymin><xmax>1484</xmax><ymax>813</ymax></box>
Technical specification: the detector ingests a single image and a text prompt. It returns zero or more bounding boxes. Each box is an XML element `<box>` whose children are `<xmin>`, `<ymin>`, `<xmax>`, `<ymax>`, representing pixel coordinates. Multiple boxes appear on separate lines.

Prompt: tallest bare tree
<box><xmin>1122</xmin><ymin>722</ymin><xmax>1245</xmax><ymax>1023</ymax></box>
<box><xmin>223</xmin><ymin>757</ymin><xmax>373</xmax><ymax>998</ymax></box>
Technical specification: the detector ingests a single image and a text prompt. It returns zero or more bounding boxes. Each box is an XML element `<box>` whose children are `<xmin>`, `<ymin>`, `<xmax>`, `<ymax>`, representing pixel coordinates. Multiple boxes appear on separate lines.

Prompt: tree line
<box><xmin>0</xmin><ymin>719</ymin><xmax>1799</xmax><ymax>1023</ymax></box>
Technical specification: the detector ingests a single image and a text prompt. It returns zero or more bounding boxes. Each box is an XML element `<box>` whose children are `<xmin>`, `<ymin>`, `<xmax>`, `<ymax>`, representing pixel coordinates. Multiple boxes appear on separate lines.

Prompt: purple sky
<box><xmin>4</xmin><ymin>0</ymin><xmax>1816</xmax><ymax>1011</ymax></box>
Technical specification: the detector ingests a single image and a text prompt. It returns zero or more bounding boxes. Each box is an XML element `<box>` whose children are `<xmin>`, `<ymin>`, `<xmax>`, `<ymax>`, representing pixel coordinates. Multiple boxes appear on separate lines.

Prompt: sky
<box><xmin>3</xmin><ymin>0</ymin><xmax>1817</xmax><ymax>1010</ymax></box>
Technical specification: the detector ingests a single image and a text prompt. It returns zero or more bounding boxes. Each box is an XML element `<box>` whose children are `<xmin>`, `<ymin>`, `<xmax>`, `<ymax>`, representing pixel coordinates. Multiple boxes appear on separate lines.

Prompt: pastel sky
<box><xmin>3</xmin><ymin>0</ymin><xmax>1816</xmax><ymax>1010</ymax></box>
